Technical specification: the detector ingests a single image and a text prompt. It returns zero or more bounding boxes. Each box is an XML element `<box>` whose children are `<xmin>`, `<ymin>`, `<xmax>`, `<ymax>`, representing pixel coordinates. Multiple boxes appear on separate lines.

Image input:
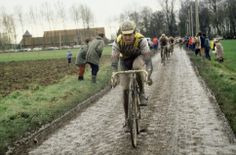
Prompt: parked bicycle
<box><xmin>111</xmin><ymin>70</ymin><xmax>148</xmax><ymax>147</ymax></box>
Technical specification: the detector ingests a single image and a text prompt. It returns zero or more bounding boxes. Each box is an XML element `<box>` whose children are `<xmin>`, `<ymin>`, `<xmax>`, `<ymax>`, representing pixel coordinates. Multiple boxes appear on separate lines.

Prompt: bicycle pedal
<box><xmin>140</xmin><ymin>129</ymin><xmax>147</xmax><ymax>132</ymax></box>
<box><xmin>140</xmin><ymin>103</ymin><xmax>147</xmax><ymax>106</ymax></box>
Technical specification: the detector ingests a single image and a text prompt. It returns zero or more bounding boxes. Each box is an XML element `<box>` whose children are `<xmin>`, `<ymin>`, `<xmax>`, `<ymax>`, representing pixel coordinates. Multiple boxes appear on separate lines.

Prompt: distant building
<box><xmin>20</xmin><ymin>27</ymin><xmax>105</xmax><ymax>48</ymax></box>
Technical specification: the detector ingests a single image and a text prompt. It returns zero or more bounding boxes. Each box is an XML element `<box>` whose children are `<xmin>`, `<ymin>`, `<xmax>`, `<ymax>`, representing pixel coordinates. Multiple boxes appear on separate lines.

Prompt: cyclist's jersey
<box><xmin>111</xmin><ymin>32</ymin><xmax>150</xmax><ymax>71</ymax></box>
<box><xmin>113</xmin><ymin>33</ymin><xmax>148</xmax><ymax>60</ymax></box>
<box><xmin>160</xmin><ymin>36</ymin><xmax>168</xmax><ymax>46</ymax></box>
<box><xmin>169</xmin><ymin>37</ymin><xmax>175</xmax><ymax>44</ymax></box>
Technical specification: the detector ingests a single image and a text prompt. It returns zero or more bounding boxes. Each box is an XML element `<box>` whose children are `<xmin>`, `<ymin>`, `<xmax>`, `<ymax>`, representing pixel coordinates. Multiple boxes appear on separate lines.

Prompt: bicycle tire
<box><xmin>135</xmin><ymin>88</ymin><xmax>141</xmax><ymax>134</ymax></box>
<box><xmin>128</xmin><ymin>86</ymin><xmax>138</xmax><ymax>147</ymax></box>
<box><xmin>163</xmin><ymin>49</ymin><xmax>166</xmax><ymax>65</ymax></box>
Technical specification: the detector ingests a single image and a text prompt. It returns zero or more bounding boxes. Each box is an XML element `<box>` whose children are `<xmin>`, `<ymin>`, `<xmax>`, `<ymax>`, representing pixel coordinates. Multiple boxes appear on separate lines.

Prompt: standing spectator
<box><xmin>188</xmin><ymin>36</ymin><xmax>193</xmax><ymax>50</ymax></box>
<box><xmin>66</xmin><ymin>50</ymin><xmax>73</xmax><ymax>65</ymax></box>
<box><xmin>169</xmin><ymin>36</ymin><xmax>175</xmax><ymax>54</ymax></box>
<box><xmin>195</xmin><ymin>33</ymin><xmax>201</xmax><ymax>56</ymax></box>
<box><xmin>86</xmin><ymin>33</ymin><xmax>105</xmax><ymax>83</ymax></box>
<box><xmin>159</xmin><ymin>34</ymin><xmax>169</xmax><ymax>63</ymax></box>
<box><xmin>204</xmin><ymin>34</ymin><xmax>211</xmax><ymax>60</ymax></box>
<box><xmin>215</xmin><ymin>39</ymin><xmax>224</xmax><ymax>63</ymax></box>
<box><xmin>75</xmin><ymin>39</ymin><xmax>90</xmax><ymax>80</ymax></box>
<box><xmin>152</xmin><ymin>37</ymin><xmax>158</xmax><ymax>53</ymax></box>
<box><xmin>200</xmin><ymin>32</ymin><xmax>206</xmax><ymax>59</ymax></box>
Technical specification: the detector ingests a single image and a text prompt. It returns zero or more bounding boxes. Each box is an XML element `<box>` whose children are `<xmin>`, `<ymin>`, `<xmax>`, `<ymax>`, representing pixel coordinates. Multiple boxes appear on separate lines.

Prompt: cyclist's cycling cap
<box><xmin>161</xmin><ymin>33</ymin><xmax>166</xmax><ymax>37</ymax></box>
<box><xmin>120</xmin><ymin>20</ymin><xmax>136</xmax><ymax>34</ymax></box>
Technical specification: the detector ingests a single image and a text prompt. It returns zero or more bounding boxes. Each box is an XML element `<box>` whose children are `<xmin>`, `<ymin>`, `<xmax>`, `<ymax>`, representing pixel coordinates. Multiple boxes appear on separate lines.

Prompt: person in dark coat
<box><xmin>66</xmin><ymin>50</ymin><xmax>72</xmax><ymax>65</ymax></box>
<box><xmin>204</xmin><ymin>34</ymin><xmax>211</xmax><ymax>60</ymax></box>
<box><xmin>75</xmin><ymin>39</ymin><xmax>90</xmax><ymax>80</ymax></box>
<box><xmin>86</xmin><ymin>33</ymin><xmax>105</xmax><ymax>83</ymax></box>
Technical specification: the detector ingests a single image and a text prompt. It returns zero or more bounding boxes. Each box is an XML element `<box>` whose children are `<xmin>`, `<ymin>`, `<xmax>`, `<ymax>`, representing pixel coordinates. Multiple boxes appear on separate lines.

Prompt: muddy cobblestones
<box><xmin>28</xmin><ymin>48</ymin><xmax>236</xmax><ymax>155</ymax></box>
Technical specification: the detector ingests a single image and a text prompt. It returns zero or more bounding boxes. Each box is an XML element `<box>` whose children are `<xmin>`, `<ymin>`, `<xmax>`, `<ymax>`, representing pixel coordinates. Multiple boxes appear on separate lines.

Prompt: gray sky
<box><xmin>0</xmin><ymin>0</ymin><xmax>180</xmax><ymax>41</ymax></box>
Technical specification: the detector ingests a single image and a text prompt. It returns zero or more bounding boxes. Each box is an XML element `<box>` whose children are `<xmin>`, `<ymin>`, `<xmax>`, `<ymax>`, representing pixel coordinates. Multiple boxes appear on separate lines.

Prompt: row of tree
<box><xmin>118</xmin><ymin>0</ymin><xmax>178</xmax><ymax>38</ymax></box>
<box><xmin>120</xmin><ymin>0</ymin><xmax>236</xmax><ymax>39</ymax></box>
<box><xmin>179</xmin><ymin>0</ymin><xmax>236</xmax><ymax>39</ymax></box>
<box><xmin>0</xmin><ymin>1</ymin><xmax>94</xmax><ymax>50</ymax></box>
<box><xmin>0</xmin><ymin>0</ymin><xmax>236</xmax><ymax>50</ymax></box>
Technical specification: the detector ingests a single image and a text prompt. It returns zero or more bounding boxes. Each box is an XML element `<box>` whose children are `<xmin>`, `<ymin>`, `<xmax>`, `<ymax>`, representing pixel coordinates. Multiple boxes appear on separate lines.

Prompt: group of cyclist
<box><xmin>111</xmin><ymin>20</ymin><xmax>177</xmax><ymax>131</ymax></box>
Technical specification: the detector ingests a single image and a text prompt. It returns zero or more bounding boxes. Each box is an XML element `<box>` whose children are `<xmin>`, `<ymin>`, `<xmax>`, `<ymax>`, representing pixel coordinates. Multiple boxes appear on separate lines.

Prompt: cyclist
<box><xmin>111</xmin><ymin>20</ymin><xmax>153</xmax><ymax>130</ymax></box>
<box><xmin>169</xmin><ymin>36</ymin><xmax>175</xmax><ymax>55</ymax></box>
<box><xmin>159</xmin><ymin>33</ymin><xmax>169</xmax><ymax>63</ymax></box>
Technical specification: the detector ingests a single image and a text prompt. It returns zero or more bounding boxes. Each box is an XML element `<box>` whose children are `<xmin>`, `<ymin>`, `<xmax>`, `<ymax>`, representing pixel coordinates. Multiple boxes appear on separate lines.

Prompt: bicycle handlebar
<box><xmin>112</xmin><ymin>69</ymin><xmax>148</xmax><ymax>77</ymax></box>
<box><xmin>111</xmin><ymin>70</ymin><xmax>149</xmax><ymax>88</ymax></box>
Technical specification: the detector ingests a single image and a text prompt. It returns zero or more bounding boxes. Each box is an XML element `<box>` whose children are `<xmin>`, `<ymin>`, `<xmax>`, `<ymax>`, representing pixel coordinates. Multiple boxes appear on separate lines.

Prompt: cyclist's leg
<box><xmin>165</xmin><ymin>46</ymin><xmax>168</xmax><ymax>59</ymax></box>
<box><xmin>120</xmin><ymin>73</ymin><xmax>130</xmax><ymax>130</ymax></box>
<box><xmin>78</xmin><ymin>64</ymin><xmax>85</xmax><ymax>80</ymax></box>
<box><xmin>161</xmin><ymin>47</ymin><xmax>164</xmax><ymax>63</ymax></box>
<box><xmin>167</xmin><ymin>45</ymin><xmax>170</xmax><ymax>58</ymax></box>
<box><xmin>132</xmin><ymin>55</ymin><xmax>147</xmax><ymax>105</ymax></box>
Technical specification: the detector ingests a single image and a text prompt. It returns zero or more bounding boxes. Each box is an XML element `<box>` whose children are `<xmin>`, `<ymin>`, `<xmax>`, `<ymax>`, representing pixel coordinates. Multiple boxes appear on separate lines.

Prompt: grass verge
<box><xmin>0</xmin><ymin>59</ymin><xmax>112</xmax><ymax>154</ymax></box>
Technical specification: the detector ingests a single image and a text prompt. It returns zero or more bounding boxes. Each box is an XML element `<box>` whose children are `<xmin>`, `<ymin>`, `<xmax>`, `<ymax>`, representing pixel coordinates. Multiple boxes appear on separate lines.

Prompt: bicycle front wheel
<box><xmin>128</xmin><ymin>90</ymin><xmax>138</xmax><ymax>148</ymax></box>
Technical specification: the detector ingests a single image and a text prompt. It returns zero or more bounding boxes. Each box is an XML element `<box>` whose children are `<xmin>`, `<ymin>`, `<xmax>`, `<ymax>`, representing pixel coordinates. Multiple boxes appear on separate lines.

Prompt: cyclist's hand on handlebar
<box><xmin>147</xmin><ymin>77</ymin><xmax>153</xmax><ymax>86</ymax></box>
<box><xmin>111</xmin><ymin>72</ymin><xmax>119</xmax><ymax>88</ymax></box>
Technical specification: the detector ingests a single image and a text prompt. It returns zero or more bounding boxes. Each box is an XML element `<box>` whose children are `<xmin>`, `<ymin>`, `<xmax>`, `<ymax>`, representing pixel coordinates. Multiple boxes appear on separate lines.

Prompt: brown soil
<box><xmin>0</xmin><ymin>59</ymin><xmax>75</xmax><ymax>97</ymax></box>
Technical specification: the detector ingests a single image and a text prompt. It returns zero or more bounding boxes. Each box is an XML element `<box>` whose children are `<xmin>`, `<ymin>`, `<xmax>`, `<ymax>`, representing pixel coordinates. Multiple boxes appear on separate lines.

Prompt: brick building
<box><xmin>20</xmin><ymin>27</ymin><xmax>105</xmax><ymax>48</ymax></box>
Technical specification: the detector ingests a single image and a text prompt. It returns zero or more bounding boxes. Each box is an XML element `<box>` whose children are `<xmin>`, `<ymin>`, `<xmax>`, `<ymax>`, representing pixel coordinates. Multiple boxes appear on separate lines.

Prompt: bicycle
<box><xmin>111</xmin><ymin>70</ymin><xmax>148</xmax><ymax>147</ymax></box>
<box><xmin>161</xmin><ymin>45</ymin><xmax>168</xmax><ymax>65</ymax></box>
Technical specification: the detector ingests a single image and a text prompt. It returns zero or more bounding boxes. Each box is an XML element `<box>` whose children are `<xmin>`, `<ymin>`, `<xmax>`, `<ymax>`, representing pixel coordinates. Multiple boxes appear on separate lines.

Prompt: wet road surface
<box><xmin>28</xmin><ymin>48</ymin><xmax>236</xmax><ymax>155</ymax></box>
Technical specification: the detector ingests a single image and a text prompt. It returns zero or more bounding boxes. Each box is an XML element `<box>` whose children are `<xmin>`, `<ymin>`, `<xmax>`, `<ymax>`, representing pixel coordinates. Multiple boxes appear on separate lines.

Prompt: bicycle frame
<box><xmin>161</xmin><ymin>45</ymin><xmax>168</xmax><ymax>65</ymax></box>
<box><xmin>111</xmin><ymin>70</ymin><xmax>148</xmax><ymax>147</ymax></box>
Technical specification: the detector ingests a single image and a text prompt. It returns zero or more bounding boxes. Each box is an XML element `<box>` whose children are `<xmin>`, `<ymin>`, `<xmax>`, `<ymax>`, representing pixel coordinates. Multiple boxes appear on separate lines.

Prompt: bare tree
<box><xmin>79</xmin><ymin>4</ymin><xmax>94</xmax><ymax>29</ymax></box>
<box><xmin>0</xmin><ymin>9</ymin><xmax>16</xmax><ymax>50</ymax></box>
<box><xmin>55</xmin><ymin>0</ymin><xmax>67</xmax><ymax>29</ymax></box>
<box><xmin>14</xmin><ymin>6</ymin><xmax>25</xmax><ymax>37</ymax></box>
<box><xmin>70</xmin><ymin>4</ymin><xmax>82</xmax><ymax>44</ymax></box>
<box><xmin>54</xmin><ymin>0</ymin><xmax>68</xmax><ymax>46</ymax></box>
<box><xmin>28</xmin><ymin>6</ymin><xmax>38</xmax><ymax>35</ymax></box>
<box><xmin>40</xmin><ymin>2</ymin><xmax>56</xmax><ymax>46</ymax></box>
<box><xmin>79</xmin><ymin>4</ymin><xmax>94</xmax><ymax>39</ymax></box>
<box><xmin>150</xmin><ymin>11</ymin><xmax>166</xmax><ymax>37</ymax></box>
<box><xmin>40</xmin><ymin>2</ymin><xmax>55</xmax><ymax>30</ymax></box>
<box><xmin>207</xmin><ymin>0</ymin><xmax>225</xmax><ymax>35</ymax></box>
<box><xmin>159</xmin><ymin>0</ymin><xmax>178</xmax><ymax>36</ymax></box>
<box><xmin>70</xmin><ymin>4</ymin><xmax>81</xmax><ymax>28</ymax></box>
<box><xmin>139</xmin><ymin>7</ymin><xmax>152</xmax><ymax>36</ymax></box>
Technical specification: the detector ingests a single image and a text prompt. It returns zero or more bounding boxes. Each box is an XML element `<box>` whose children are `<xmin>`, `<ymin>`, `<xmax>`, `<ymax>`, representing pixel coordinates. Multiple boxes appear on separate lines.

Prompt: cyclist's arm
<box><xmin>140</xmin><ymin>39</ymin><xmax>152</xmax><ymax>75</ymax></box>
<box><xmin>111</xmin><ymin>41</ymin><xmax>120</xmax><ymax>72</ymax></box>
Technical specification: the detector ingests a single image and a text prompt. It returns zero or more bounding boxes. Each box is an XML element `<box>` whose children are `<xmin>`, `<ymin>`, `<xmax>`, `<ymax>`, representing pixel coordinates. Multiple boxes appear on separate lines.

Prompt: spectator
<box><xmin>66</xmin><ymin>50</ymin><xmax>73</xmax><ymax>65</ymax></box>
<box><xmin>204</xmin><ymin>34</ymin><xmax>211</xmax><ymax>60</ymax></box>
<box><xmin>215</xmin><ymin>39</ymin><xmax>224</xmax><ymax>63</ymax></box>
<box><xmin>75</xmin><ymin>39</ymin><xmax>90</xmax><ymax>80</ymax></box>
<box><xmin>152</xmin><ymin>37</ymin><xmax>158</xmax><ymax>53</ymax></box>
<box><xmin>200</xmin><ymin>32</ymin><xmax>206</xmax><ymax>59</ymax></box>
<box><xmin>86</xmin><ymin>33</ymin><xmax>105</xmax><ymax>83</ymax></box>
<box><xmin>188</xmin><ymin>36</ymin><xmax>193</xmax><ymax>51</ymax></box>
<box><xmin>195</xmin><ymin>33</ymin><xmax>201</xmax><ymax>56</ymax></box>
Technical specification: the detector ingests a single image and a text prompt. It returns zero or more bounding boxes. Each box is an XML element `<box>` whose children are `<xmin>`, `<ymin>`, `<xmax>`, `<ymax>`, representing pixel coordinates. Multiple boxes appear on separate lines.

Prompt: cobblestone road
<box><xmin>28</xmin><ymin>48</ymin><xmax>236</xmax><ymax>155</ymax></box>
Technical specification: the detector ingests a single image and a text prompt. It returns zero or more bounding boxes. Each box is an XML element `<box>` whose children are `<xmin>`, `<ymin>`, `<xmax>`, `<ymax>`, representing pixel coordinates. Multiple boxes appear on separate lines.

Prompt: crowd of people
<box><xmin>182</xmin><ymin>32</ymin><xmax>224</xmax><ymax>63</ymax></box>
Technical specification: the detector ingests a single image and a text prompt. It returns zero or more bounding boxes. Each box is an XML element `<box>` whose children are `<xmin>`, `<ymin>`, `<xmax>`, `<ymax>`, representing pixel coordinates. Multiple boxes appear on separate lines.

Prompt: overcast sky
<box><xmin>0</xmin><ymin>0</ymin><xmax>180</xmax><ymax>41</ymax></box>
